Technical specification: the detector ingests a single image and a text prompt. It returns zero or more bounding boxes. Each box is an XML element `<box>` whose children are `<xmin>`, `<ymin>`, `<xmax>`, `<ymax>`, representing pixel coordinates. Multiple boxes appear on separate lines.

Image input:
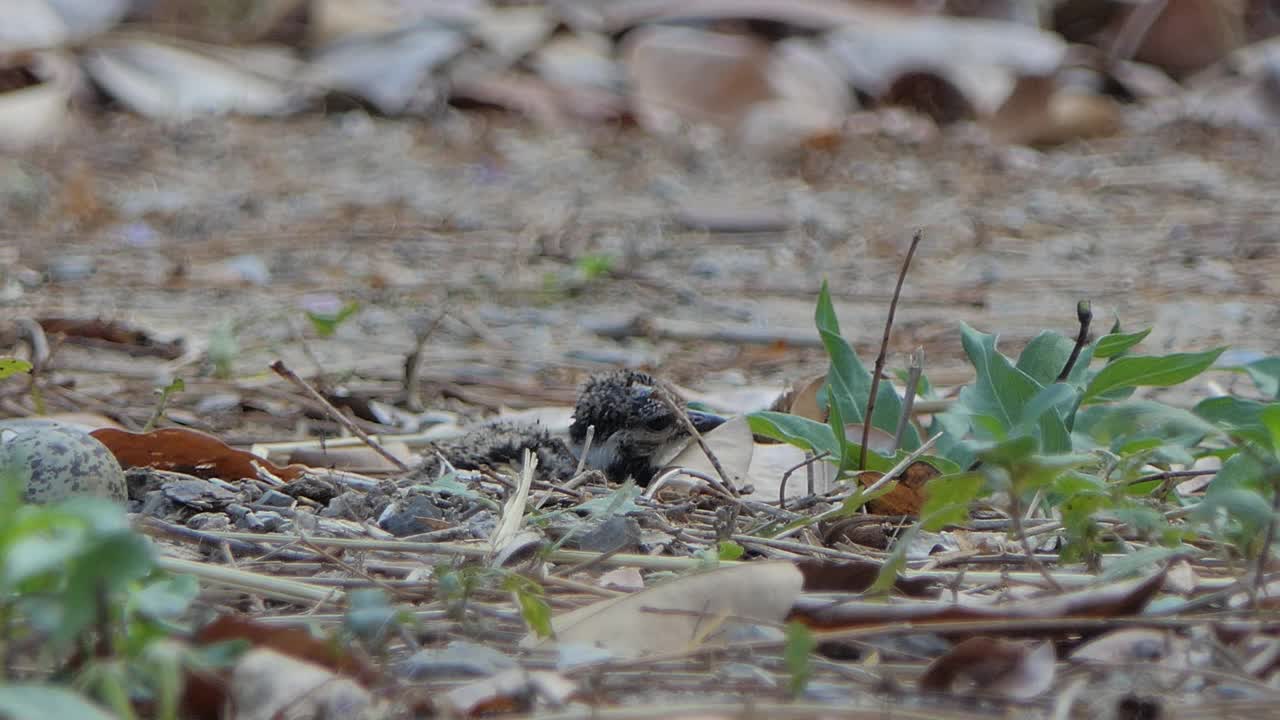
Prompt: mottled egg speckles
<box><xmin>1</xmin><ymin>427</ymin><xmax>127</xmax><ymax>504</ymax></box>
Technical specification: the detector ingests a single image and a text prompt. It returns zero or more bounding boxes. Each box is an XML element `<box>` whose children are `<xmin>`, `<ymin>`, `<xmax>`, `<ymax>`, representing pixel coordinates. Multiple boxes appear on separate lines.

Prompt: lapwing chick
<box><xmin>568</xmin><ymin>370</ymin><xmax>725</xmax><ymax>485</ymax></box>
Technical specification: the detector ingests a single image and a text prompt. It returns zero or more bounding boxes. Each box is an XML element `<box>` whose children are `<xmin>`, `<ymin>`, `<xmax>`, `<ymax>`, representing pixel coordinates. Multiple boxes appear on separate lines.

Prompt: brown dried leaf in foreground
<box><xmin>182</xmin><ymin>616</ymin><xmax>378</xmax><ymax>720</ymax></box>
<box><xmin>855</xmin><ymin>459</ymin><xmax>939</xmax><ymax>516</ymax></box>
<box><xmin>440</xmin><ymin>668</ymin><xmax>577</xmax><ymax>717</ymax></box>
<box><xmin>795</xmin><ymin>558</ymin><xmax>939</xmax><ymax>598</ymax></box>
<box><xmin>921</xmin><ymin>637</ymin><xmax>1055</xmax><ymax>699</ymax></box>
<box><xmin>39</xmin><ymin>317</ymin><xmax>185</xmax><ymax>358</ymax></box>
<box><xmin>92</xmin><ymin>427</ymin><xmax>306</xmax><ymax>482</ymax></box>
<box><xmin>521</xmin><ymin>561</ymin><xmax>804</xmax><ymax>658</ymax></box>
<box><xmin>794</xmin><ymin>570</ymin><xmax>1166</xmax><ymax>629</ymax></box>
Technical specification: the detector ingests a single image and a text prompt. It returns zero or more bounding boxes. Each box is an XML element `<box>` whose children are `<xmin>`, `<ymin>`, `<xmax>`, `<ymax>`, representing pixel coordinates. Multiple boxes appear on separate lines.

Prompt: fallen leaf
<box><xmin>288</xmin><ymin>442</ymin><xmax>413</xmax><ymax>473</ymax></box>
<box><xmin>656</xmin><ymin>414</ymin><xmax>755</xmax><ymax>491</ymax></box>
<box><xmin>986</xmin><ymin>74</ymin><xmax>1122</xmax><ymax>145</ymax></box>
<box><xmin>92</xmin><ymin>427</ymin><xmax>306</xmax><ymax>482</ymax></box>
<box><xmin>795</xmin><ymin>558</ymin><xmax>940</xmax><ymax>597</ymax></box>
<box><xmin>3</xmin><ymin>0</ymin><xmax>130</xmax><ymax>51</ymax></box>
<box><xmin>439</xmin><ymin>668</ymin><xmax>576</xmax><ymax>717</ymax></box>
<box><xmin>1070</xmin><ymin>628</ymin><xmax>1203</xmax><ymax>671</ymax></box>
<box><xmin>521</xmin><ymin>561</ymin><xmax>804</xmax><ymax>658</ymax></box>
<box><xmin>473</xmin><ymin>6</ymin><xmax>557</xmax><ymax>63</ymax></box>
<box><xmin>744</xmin><ymin>441</ymin><xmax>838</xmax><ymax>501</ymax></box>
<box><xmin>82</xmin><ymin>36</ymin><xmax>307</xmax><ymax>119</ymax></box>
<box><xmin>921</xmin><ymin>637</ymin><xmax>1055</xmax><ymax>699</ymax></box>
<box><xmin>855</xmin><ymin>460</ymin><xmax>940</xmax><ymax>515</ymax></box>
<box><xmin>228</xmin><ymin>649</ymin><xmax>373</xmax><ymax>720</ymax></box>
<box><xmin>0</xmin><ymin>51</ymin><xmax>78</xmax><ymax>149</ymax></box>
<box><xmin>1107</xmin><ymin>0</ymin><xmax>1243</xmax><ymax>77</ymax></box>
<box><xmin>623</xmin><ymin>25</ymin><xmax>774</xmax><ymax>135</ymax></box>
<box><xmin>602</xmin><ymin>0</ymin><xmax>914</xmax><ymax>33</ymax></box>
<box><xmin>38</xmin><ymin>317</ymin><xmax>184</xmax><ymax>359</ymax></box>
<box><xmin>784</xmin><ymin>374</ymin><xmax>827</xmax><ymax>421</ymax></box>
<box><xmin>794</xmin><ymin>571</ymin><xmax>1166</xmax><ymax>629</ymax></box>
<box><xmin>304</xmin><ymin>25</ymin><xmax>468</xmax><ymax>115</ymax></box>
<box><xmin>308</xmin><ymin>0</ymin><xmax>484</xmax><ymax>47</ymax></box>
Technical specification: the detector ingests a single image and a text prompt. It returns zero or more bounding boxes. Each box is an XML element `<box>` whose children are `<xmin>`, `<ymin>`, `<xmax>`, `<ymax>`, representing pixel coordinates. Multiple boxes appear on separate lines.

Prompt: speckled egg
<box><xmin>0</xmin><ymin>427</ymin><xmax>127</xmax><ymax>504</ymax></box>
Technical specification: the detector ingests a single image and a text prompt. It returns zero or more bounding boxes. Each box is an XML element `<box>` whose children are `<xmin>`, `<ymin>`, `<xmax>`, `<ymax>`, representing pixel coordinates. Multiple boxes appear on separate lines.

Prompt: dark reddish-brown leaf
<box><xmin>921</xmin><ymin>637</ymin><xmax>1055</xmax><ymax>699</ymax></box>
<box><xmin>92</xmin><ymin>427</ymin><xmax>306</xmax><ymax>482</ymax></box>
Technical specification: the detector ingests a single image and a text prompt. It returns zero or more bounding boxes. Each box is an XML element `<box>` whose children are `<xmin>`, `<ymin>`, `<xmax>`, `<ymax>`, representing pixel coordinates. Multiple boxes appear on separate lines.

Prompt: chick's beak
<box><xmin>686</xmin><ymin>409</ymin><xmax>727</xmax><ymax>434</ymax></box>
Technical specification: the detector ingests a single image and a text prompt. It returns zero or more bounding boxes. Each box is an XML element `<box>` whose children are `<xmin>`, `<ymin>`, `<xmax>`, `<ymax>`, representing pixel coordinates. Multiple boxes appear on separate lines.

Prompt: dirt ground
<box><xmin>4</xmin><ymin>109</ymin><xmax>1279</xmax><ymax>428</ymax></box>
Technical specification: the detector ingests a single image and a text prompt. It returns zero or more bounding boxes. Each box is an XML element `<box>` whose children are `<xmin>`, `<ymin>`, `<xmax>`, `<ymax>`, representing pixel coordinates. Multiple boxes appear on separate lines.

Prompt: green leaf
<box><xmin>747</xmin><ymin>412</ymin><xmax>841</xmax><ymax>458</ymax></box>
<box><xmin>306</xmin><ymin>300</ymin><xmax>360</xmax><ymax>338</ymax></box>
<box><xmin>717</xmin><ymin>541</ymin><xmax>744</xmax><ymax>561</ymax></box>
<box><xmin>1081</xmin><ymin>347</ymin><xmax>1226</xmax><ymax>404</ymax></box>
<box><xmin>920</xmin><ymin>472</ymin><xmax>984</xmax><ymax>531</ymax></box>
<box><xmin>133</xmin><ymin>575</ymin><xmax>199</xmax><ymax>620</ymax></box>
<box><xmin>0</xmin><ymin>358</ymin><xmax>33</xmax><ymax>380</ymax></box>
<box><xmin>1262</xmin><ymin>404</ymin><xmax>1280</xmax><ymax>453</ymax></box>
<box><xmin>1101</xmin><ymin>546</ymin><xmax>1185</xmax><ymax>581</ymax></box>
<box><xmin>814</xmin><ymin>281</ymin><xmax>917</xmax><ymax>448</ymax></box>
<box><xmin>784</xmin><ymin>621</ymin><xmax>816</xmax><ymax>699</ymax></box>
<box><xmin>1240</xmin><ymin>358</ymin><xmax>1280</xmax><ymax>398</ymax></box>
<box><xmin>1077</xmin><ymin>401</ymin><xmax>1220</xmax><ymax>450</ymax></box>
<box><xmin>0</xmin><ymin>685</ymin><xmax>118</xmax><ymax>720</ymax></box>
<box><xmin>1094</xmin><ymin>328</ymin><xmax>1152</xmax><ymax>358</ymax></box>
<box><xmin>515</xmin><ymin>586</ymin><xmax>553</xmax><ymax>639</ymax></box>
<box><xmin>1015</xmin><ymin>331</ymin><xmax>1075</xmax><ymax>385</ymax></box>
<box><xmin>955</xmin><ymin>324</ymin><xmax>1042</xmax><ymax>434</ymax></box>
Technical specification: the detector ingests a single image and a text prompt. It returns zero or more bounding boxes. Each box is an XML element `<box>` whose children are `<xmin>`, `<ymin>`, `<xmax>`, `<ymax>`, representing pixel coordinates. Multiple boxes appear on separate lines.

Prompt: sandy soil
<box><xmin>3</xmin><ymin>109</ymin><xmax>1278</xmax><ymax>425</ymax></box>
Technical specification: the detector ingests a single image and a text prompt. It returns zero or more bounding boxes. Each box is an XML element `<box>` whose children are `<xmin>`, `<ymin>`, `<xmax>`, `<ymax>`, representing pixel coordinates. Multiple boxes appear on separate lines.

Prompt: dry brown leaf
<box><xmin>855</xmin><ymin>460</ymin><xmax>940</xmax><ymax>516</ymax></box>
<box><xmin>1108</xmin><ymin>0</ymin><xmax>1244</xmax><ymax>77</ymax></box>
<box><xmin>439</xmin><ymin>668</ymin><xmax>576</xmax><ymax>717</ymax></box>
<box><xmin>521</xmin><ymin>561</ymin><xmax>804</xmax><ymax>657</ymax></box>
<box><xmin>1070</xmin><ymin>628</ymin><xmax>1204</xmax><ymax>672</ymax></box>
<box><xmin>986</xmin><ymin>74</ymin><xmax>1122</xmax><ymax>145</ymax></box>
<box><xmin>182</xmin><ymin>615</ymin><xmax>379</xmax><ymax>720</ymax></box>
<box><xmin>473</xmin><ymin>6</ymin><xmax>557</xmax><ymax>63</ymax></box>
<box><xmin>623</xmin><ymin>25</ymin><xmax>773</xmax><ymax>134</ymax></box>
<box><xmin>794</xmin><ymin>571</ymin><xmax>1166</xmax><ymax>629</ymax></box>
<box><xmin>288</xmin><ymin>442</ymin><xmax>413</xmax><ymax>473</ymax></box>
<box><xmin>82</xmin><ymin>36</ymin><xmax>306</xmax><ymax>119</ymax></box>
<box><xmin>657</xmin><ymin>414</ymin><xmax>754</xmax><ymax>490</ymax></box>
<box><xmin>0</xmin><ymin>51</ymin><xmax>78</xmax><ymax>149</ymax></box>
<box><xmin>38</xmin><ymin>317</ymin><xmax>184</xmax><ymax>358</ymax></box>
<box><xmin>4</xmin><ymin>0</ymin><xmax>130</xmax><ymax>51</ymax></box>
<box><xmin>308</xmin><ymin>0</ymin><xmax>484</xmax><ymax>47</ymax></box>
<box><xmin>304</xmin><ymin>25</ymin><xmax>468</xmax><ymax>115</ymax></box>
<box><xmin>782</xmin><ymin>374</ymin><xmax>827</xmax><ymax>421</ymax></box>
<box><xmin>826</xmin><ymin>15</ymin><xmax>1065</xmax><ymax>105</ymax></box>
<box><xmin>92</xmin><ymin>427</ymin><xmax>307</xmax><ymax>482</ymax></box>
<box><xmin>744</xmin><ymin>442</ymin><xmax>838</xmax><ymax>501</ymax></box>
<box><xmin>602</xmin><ymin>0</ymin><xmax>913</xmax><ymax>33</ymax></box>
<box><xmin>921</xmin><ymin>637</ymin><xmax>1055</xmax><ymax>699</ymax></box>
<box><xmin>795</xmin><ymin>558</ymin><xmax>939</xmax><ymax>597</ymax></box>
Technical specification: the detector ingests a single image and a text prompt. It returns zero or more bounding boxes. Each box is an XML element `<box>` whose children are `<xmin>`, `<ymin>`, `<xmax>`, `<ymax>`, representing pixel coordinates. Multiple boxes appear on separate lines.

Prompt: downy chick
<box><xmin>569</xmin><ymin>370</ymin><xmax>724</xmax><ymax>485</ymax></box>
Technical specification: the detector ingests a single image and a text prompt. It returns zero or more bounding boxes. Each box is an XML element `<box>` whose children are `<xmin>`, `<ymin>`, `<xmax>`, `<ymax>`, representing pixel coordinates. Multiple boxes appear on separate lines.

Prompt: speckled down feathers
<box><xmin>2</xmin><ymin>428</ymin><xmax>127</xmax><ymax>504</ymax></box>
<box><xmin>418</xmin><ymin>421</ymin><xmax>579</xmax><ymax>481</ymax></box>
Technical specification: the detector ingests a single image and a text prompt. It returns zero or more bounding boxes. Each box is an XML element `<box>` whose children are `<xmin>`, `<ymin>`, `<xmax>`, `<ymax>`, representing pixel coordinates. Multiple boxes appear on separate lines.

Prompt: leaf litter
<box><xmin>2</xmin><ymin>2</ymin><xmax>1280</xmax><ymax>719</ymax></box>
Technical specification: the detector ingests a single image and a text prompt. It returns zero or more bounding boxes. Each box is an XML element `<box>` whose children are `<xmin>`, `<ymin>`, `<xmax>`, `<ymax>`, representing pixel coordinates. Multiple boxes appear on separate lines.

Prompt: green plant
<box><xmin>0</xmin><ymin>469</ymin><xmax>209</xmax><ymax>720</ymax></box>
<box><xmin>754</xmin><ymin>282</ymin><xmax>1280</xmax><ymax>579</ymax></box>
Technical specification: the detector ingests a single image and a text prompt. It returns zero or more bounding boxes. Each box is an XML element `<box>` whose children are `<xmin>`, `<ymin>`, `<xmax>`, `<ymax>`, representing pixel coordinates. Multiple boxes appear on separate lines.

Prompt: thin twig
<box><xmin>404</xmin><ymin>306</ymin><xmax>449</xmax><ymax>412</ymax></box>
<box><xmin>893</xmin><ymin>347</ymin><xmax>924</xmax><ymax>453</ymax></box>
<box><xmin>269</xmin><ymin>359</ymin><xmax>411</xmax><ymax>473</ymax></box>
<box><xmin>1254</xmin><ymin>467</ymin><xmax>1280</xmax><ymax>609</ymax></box>
<box><xmin>779</xmin><ymin>450</ymin><xmax>832</xmax><ymax>509</ymax></box>
<box><xmin>860</xmin><ymin>230</ymin><xmax>922</xmax><ymax>470</ymax></box>
<box><xmin>655</xmin><ymin>383</ymin><xmax>737</xmax><ymax>494</ymax></box>
<box><xmin>1057</xmin><ymin>300</ymin><xmax>1093</xmax><ymax>382</ymax></box>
